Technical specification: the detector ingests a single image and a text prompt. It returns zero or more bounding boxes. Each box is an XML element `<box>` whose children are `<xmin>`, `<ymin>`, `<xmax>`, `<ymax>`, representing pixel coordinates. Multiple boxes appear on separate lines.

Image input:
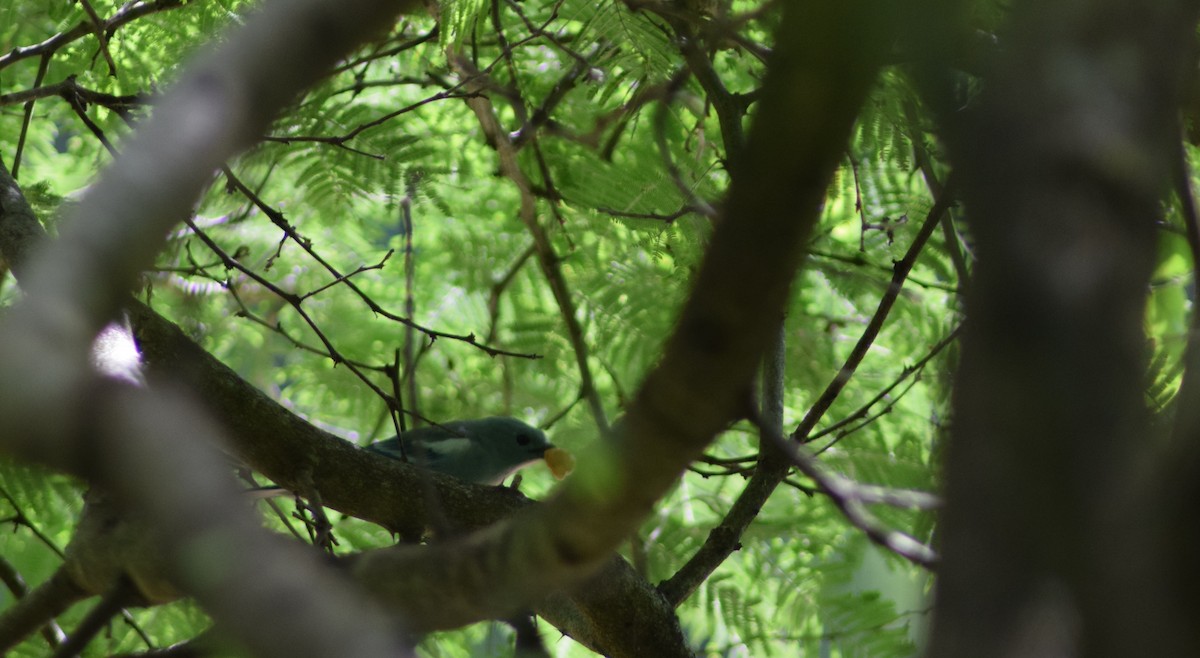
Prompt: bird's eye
<box><xmin>516</xmin><ymin>434</ymin><xmax>532</xmax><ymax>446</ymax></box>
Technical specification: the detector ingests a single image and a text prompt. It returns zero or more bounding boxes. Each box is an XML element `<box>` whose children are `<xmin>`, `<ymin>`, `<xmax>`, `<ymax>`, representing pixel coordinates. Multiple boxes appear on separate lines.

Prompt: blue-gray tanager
<box><xmin>366</xmin><ymin>417</ymin><xmax>574</xmax><ymax>485</ymax></box>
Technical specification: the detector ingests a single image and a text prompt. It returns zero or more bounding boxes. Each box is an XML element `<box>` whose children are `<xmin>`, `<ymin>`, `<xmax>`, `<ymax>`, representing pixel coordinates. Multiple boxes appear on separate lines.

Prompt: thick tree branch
<box><xmin>127</xmin><ymin>276</ymin><xmax>686</xmax><ymax>656</ymax></box>
<box><xmin>926</xmin><ymin>0</ymin><xmax>1200</xmax><ymax>655</ymax></box>
<box><xmin>0</xmin><ymin>1</ymin><xmax>422</xmax><ymax>656</ymax></box>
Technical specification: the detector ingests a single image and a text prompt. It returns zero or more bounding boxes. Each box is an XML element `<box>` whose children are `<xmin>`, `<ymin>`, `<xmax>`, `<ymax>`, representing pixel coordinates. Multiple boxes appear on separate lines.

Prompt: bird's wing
<box><xmin>366</xmin><ymin>432</ymin><xmax>473</xmax><ymax>471</ymax></box>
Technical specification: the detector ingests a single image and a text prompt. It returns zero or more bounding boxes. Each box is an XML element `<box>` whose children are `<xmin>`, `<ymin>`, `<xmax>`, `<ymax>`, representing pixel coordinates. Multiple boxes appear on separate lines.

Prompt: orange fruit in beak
<box><xmin>544</xmin><ymin>447</ymin><xmax>575</xmax><ymax>479</ymax></box>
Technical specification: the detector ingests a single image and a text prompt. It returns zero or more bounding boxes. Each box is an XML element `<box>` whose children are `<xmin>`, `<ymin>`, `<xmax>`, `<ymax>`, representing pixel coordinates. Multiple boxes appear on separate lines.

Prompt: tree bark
<box><xmin>928</xmin><ymin>1</ymin><xmax>1200</xmax><ymax>656</ymax></box>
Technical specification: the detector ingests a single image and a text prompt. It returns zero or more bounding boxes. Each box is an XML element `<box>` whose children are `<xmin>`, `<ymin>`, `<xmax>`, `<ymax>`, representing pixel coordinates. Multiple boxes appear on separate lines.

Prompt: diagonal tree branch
<box><xmin>660</xmin><ymin>175</ymin><xmax>954</xmax><ymax>606</ymax></box>
<box><xmin>453</xmin><ymin>57</ymin><xmax>612</xmax><ymax>434</ymax></box>
<box><xmin>346</xmin><ymin>0</ymin><xmax>898</xmax><ymax>634</ymax></box>
<box><xmin>0</xmin><ymin>1</ymin><xmax>422</xmax><ymax>656</ymax></box>
<box><xmin>0</xmin><ymin>1</ymin><xmax>188</xmax><ymax>72</ymax></box>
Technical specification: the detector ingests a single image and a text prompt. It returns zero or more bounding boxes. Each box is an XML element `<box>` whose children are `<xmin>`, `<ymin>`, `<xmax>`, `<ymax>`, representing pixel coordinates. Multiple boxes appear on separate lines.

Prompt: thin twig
<box><xmin>653</xmin><ymin>72</ymin><xmax>718</xmax><ymax>219</ymax></box>
<box><xmin>219</xmin><ymin>168</ymin><xmax>539</xmax><ymax>359</ymax></box>
<box><xmin>757</xmin><ymin>415</ymin><xmax>938</xmax><ymax>568</ymax></box>
<box><xmin>12</xmin><ymin>54</ymin><xmax>50</xmax><ymax>178</ymax></box>
<box><xmin>0</xmin><ymin>486</ymin><xmax>66</xmax><ymax>559</ymax></box>
<box><xmin>660</xmin><ymin>175</ymin><xmax>956</xmax><ymax>605</ymax></box>
<box><xmin>810</xmin><ymin>324</ymin><xmax>963</xmax><ymax>450</ymax></box>
<box><xmin>455</xmin><ymin>55</ymin><xmax>612</xmax><ymax>434</ymax></box>
<box><xmin>792</xmin><ymin>176</ymin><xmax>956</xmax><ymax>443</ymax></box>
<box><xmin>0</xmin><ymin>1</ymin><xmax>187</xmax><ymax>72</ymax></box>
<box><xmin>77</xmin><ymin>0</ymin><xmax>119</xmax><ymax>76</ymax></box>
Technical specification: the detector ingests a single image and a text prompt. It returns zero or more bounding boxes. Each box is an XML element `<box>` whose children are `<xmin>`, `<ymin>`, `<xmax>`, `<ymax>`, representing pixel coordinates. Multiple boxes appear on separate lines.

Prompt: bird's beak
<box><xmin>543</xmin><ymin>446</ymin><xmax>575</xmax><ymax>479</ymax></box>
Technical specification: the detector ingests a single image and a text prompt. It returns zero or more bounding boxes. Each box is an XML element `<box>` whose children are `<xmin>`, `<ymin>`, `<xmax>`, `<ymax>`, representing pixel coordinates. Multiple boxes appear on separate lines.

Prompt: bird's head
<box><xmin>471</xmin><ymin>417</ymin><xmax>575</xmax><ymax>483</ymax></box>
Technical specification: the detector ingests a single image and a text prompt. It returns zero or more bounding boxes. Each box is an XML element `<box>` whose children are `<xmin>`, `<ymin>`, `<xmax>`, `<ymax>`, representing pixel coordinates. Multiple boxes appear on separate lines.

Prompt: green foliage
<box><xmin>6</xmin><ymin>1</ymin><xmax>1184</xmax><ymax>657</ymax></box>
<box><xmin>1145</xmin><ymin>212</ymin><xmax>1194</xmax><ymax>412</ymax></box>
<box><xmin>0</xmin><ymin>2</ymin><xmax>951</xmax><ymax>653</ymax></box>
